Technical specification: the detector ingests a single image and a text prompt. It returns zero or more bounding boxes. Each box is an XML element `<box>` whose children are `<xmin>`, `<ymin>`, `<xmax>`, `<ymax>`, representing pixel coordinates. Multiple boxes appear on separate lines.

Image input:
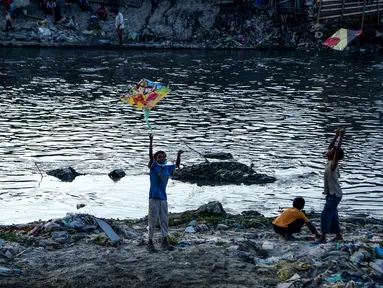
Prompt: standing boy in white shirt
<box><xmin>114</xmin><ymin>8</ymin><xmax>124</xmax><ymax>45</ymax></box>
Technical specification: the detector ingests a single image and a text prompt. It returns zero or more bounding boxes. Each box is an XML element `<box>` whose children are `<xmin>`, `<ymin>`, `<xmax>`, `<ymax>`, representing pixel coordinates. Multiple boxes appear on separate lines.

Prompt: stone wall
<box><xmin>127</xmin><ymin>0</ymin><xmax>220</xmax><ymax>41</ymax></box>
<box><xmin>1</xmin><ymin>0</ymin><xmax>382</xmax><ymax>50</ymax></box>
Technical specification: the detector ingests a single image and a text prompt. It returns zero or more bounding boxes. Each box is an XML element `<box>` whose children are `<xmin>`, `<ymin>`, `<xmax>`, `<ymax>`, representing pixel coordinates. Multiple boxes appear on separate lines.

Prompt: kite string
<box><xmin>144</xmin><ymin>109</ymin><xmax>153</xmax><ymax>131</ymax></box>
<box><xmin>181</xmin><ymin>141</ymin><xmax>209</xmax><ymax>163</ymax></box>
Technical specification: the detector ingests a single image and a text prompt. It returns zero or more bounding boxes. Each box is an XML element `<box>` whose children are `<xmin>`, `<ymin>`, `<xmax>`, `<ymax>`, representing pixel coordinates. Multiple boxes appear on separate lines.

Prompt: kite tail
<box><xmin>144</xmin><ymin>109</ymin><xmax>153</xmax><ymax>131</ymax></box>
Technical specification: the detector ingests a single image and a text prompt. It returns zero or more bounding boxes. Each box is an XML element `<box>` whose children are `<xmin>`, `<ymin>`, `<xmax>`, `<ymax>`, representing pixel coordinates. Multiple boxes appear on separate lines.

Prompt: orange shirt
<box><xmin>272</xmin><ymin>208</ymin><xmax>310</xmax><ymax>228</ymax></box>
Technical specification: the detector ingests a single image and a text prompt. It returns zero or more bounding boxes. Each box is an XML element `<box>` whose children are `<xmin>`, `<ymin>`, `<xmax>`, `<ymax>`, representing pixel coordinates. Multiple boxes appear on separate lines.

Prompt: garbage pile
<box><xmin>0</xmin><ymin>202</ymin><xmax>382</xmax><ymax>287</ymax></box>
<box><xmin>186</xmin><ymin>225</ymin><xmax>383</xmax><ymax>286</ymax></box>
<box><xmin>170</xmin><ymin>206</ymin><xmax>383</xmax><ymax>287</ymax></box>
<box><xmin>0</xmin><ymin>213</ymin><xmax>140</xmax><ymax>254</ymax></box>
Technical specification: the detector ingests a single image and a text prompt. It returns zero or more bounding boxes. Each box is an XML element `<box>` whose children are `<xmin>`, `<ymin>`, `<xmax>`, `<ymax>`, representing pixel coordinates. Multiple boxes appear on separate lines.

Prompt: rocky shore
<box><xmin>1</xmin><ymin>0</ymin><xmax>382</xmax><ymax>51</ymax></box>
<box><xmin>1</xmin><ymin>201</ymin><xmax>383</xmax><ymax>287</ymax></box>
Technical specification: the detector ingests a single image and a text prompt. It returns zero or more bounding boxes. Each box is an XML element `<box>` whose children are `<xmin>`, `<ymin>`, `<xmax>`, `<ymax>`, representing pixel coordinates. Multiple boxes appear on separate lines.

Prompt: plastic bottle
<box><xmin>350</xmin><ymin>249</ymin><xmax>370</xmax><ymax>266</ymax></box>
<box><xmin>0</xmin><ymin>267</ymin><xmax>21</xmax><ymax>276</ymax></box>
<box><xmin>254</xmin><ymin>256</ymin><xmax>279</xmax><ymax>265</ymax></box>
<box><xmin>350</xmin><ymin>251</ymin><xmax>364</xmax><ymax>266</ymax></box>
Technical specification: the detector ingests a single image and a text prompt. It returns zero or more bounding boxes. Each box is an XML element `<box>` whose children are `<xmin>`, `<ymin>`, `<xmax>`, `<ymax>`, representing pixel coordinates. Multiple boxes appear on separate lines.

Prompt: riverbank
<box><xmin>0</xmin><ymin>201</ymin><xmax>383</xmax><ymax>287</ymax></box>
<box><xmin>1</xmin><ymin>0</ymin><xmax>382</xmax><ymax>51</ymax></box>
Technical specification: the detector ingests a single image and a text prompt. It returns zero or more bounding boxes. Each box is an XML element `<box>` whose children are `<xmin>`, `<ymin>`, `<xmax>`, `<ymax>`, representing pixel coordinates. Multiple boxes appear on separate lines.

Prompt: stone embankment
<box><xmin>1</xmin><ymin>0</ymin><xmax>382</xmax><ymax>50</ymax></box>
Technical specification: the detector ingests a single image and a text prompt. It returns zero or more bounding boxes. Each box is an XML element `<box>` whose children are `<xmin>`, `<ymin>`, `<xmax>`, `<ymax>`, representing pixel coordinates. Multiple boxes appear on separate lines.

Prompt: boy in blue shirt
<box><xmin>147</xmin><ymin>133</ymin><xmax>183</xmax><ymax>252</ymax></box>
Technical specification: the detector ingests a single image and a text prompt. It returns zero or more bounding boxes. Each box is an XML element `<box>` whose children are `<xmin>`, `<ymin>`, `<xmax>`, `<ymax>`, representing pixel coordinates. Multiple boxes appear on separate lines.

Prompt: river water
<box><xmin>1</xmin><ymin>47</ymin><xmax>383</xmax><ymax>224</ymax></box>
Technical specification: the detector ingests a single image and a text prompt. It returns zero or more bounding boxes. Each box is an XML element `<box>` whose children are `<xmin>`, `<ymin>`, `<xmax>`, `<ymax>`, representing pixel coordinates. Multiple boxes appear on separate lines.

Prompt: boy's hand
<box><xmin>177</xmin><ymin>150</ymin><xmax>184</xmax><ymax>155</ymax></box>
<box><xmin>339</xmin><ymin>128</ymin><xmax>345</xmax><ymax>136</ymax></box>
<box><xmin>315</xmin><ymin>233</ymin><xmax>321</xmax><ymax>239</ymax></box>
<box><xmin>149</xmin><ymin>133</ymin><xmax>153</xmax><ymax>140</ymax></box>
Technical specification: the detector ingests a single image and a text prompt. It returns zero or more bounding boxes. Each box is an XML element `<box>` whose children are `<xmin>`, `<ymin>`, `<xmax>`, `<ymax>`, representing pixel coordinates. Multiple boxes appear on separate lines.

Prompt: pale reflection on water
<box><xmin>0</xmin><ymin>48</ymin><xmax>383</xmax><ymax>224</ymax></box>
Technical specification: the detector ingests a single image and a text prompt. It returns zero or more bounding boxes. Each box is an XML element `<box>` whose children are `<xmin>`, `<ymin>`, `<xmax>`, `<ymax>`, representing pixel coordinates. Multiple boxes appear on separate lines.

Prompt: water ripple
<box><xmin>0</xmin><ymin>48</ymin><xmax>382</xmax><ymax>224</ymax></box>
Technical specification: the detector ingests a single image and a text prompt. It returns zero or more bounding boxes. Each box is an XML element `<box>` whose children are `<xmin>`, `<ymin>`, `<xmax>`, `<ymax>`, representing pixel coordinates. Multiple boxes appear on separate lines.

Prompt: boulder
<box><xmin>47</xmin><ymin>167</ymin><xmax>82</xmax><ymax>182</ymax></box>
<box><xmin>202</xmin><ymin>152</ymin><xmax>233</xmax><ymax>160</ymax></box>
<box><xmin>108</xmin><ymin>169</ymin><xmax>126</xmax><ymax>182</ymax></box>
<box><xmin>241</xmin><ymin>210</ymin><xmax>263</xmax><ymax>217</ymax></box>
<box><xmin>171</xmin><ymin>161</ymin><xmax>276</xmax><ymax>185</ymax></box>
<box><xmin>242</xmin><ymin>173</ymin><xmax>276</xmax><ymax>185</ymax></box>
<box><xmin>196</xmin><ymin>201</ymin><xmax>226</xmax><ymax>216</ymax></box>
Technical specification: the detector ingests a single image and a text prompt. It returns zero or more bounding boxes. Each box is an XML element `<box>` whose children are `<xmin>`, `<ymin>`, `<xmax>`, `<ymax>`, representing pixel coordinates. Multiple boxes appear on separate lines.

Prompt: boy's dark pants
<box><xmin>321</xmin><ymin>194</ymin><xmax>341</xmax><ymax>234</ymax></box>
<box><xmin>5</xmin><ymin>20</ymin><xmax>13</xmax><ymax>32</ymax></box>
<box><xmin>273</xmin><ymin>218</ymin><xmax>305</xmax><ymax>236</ymax></box>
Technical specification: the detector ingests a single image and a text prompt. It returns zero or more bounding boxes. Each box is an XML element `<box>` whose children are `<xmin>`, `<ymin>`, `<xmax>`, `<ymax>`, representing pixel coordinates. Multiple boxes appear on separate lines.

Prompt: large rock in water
<box><xmin>108</xmin><ymin>169</ymin><xmax>126</xmax><ymax>182</ymax></box>
<box><xmin>47</xmin><ymin>167</ymin><xmax>82</xmax><ymax>182</ymax></box>
<box><xmin>202</xmin><ymin>152</ymin><xmax>233</xmax><ymax>160</ymax></box>
<box><xmin>171</xmin><ymin>162</ymin><xmax>276</xmax><ymax>185</ymax></box>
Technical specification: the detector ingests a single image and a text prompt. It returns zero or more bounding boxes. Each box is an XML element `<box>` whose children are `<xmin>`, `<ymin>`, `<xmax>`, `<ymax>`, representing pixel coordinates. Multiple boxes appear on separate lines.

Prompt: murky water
<box><xmin>1</xmin><ymin>48</ymin><xmax>383</xmax><ymax>224</ymax></box>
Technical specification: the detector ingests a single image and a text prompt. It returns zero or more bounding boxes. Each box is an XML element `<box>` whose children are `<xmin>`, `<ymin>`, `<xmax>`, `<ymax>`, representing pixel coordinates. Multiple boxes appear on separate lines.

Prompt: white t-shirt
<box><xmin>115</xmin><ymin>12</ymin><xmax>124</xmax><ymax>29</ymax></box>
<box><xmin>323</xmin><ymin>160</ymin><xmax>342</xmax><ymax>198</ymax></box>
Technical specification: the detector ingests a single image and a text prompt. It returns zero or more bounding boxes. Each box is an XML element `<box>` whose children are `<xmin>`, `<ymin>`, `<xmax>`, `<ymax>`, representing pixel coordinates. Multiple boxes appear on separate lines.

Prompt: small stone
<box><xmin>39</xmin><ymin>242</ymin><xmax>47</xmax><ymax>248</ymax></box>
<box><xmin>76</xmin><ymin>204</ymin><xmax>86</xmax><ymax>210</ymax></box>
<box><xmin>258</xmin><ymin>249</ymin><xmax>269</xmax><ymax>258</ymax></box>
<box><xmin>184</xmin><ymin>226</ymin><xmax>196</xmax><ymax>233</ymax></box>
<box><xmin>262</xmin><ymin>241</ymin><xmax>274</xmax><ymax>250</ymax></box>
<box><xmin>70</xmin><ymin>233</ymin><xmax>86</xmax><ymax>243</ymax></box>
<box><xmin>5</xmin><ymin>250</ymin><xmax>13</xmax><ymax>259</ymax></box>
<box><xmin>188</xmin><ymin>220</ymin><xmax>198</xmax><ymax>228</ymax></box>
<box><xmin>217</xmin><ymin>224</ymin><xmax>229</xmax><ymax>230</ymax></box>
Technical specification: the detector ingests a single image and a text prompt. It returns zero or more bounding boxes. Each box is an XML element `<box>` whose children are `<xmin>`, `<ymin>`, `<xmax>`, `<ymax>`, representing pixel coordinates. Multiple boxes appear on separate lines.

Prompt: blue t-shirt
<box><xmin>149</xmin><ymin>161</ymin><xmax>176</xmax><ymax>200</ymax></box>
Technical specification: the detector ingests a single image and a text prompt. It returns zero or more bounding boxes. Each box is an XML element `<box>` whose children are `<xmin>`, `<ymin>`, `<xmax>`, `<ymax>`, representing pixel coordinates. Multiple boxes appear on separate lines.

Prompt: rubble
<box><xmin>0</xmin><ymin>202</ymin><xmax>382</xmax><ymax>287</ymax></box>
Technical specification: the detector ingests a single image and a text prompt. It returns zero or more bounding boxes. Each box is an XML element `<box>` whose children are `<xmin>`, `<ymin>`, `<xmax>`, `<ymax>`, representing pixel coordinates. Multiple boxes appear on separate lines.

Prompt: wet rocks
<box><xmin>47</xmin><ymin>167</ymin><xmax>82</xmax><ymax>182</ymax></box>
<box><xmin>242</xmin><ymin>210</ymin><xmax>263</xmax><ymax>217</ymax></box>
<box><xmin>171</xmin><ymin>161</ymin><xmax>276</xmax><ymax>185</ymax></box>
<box><xmin>243</xmin><ymin>173</ymin><xmax>277</xmax><ymax>185</ymax></box>
<box><xmin>108</xmin><ymin>169</ymin><xmax>126</xmax><ymax>182</ymax></box>
<box><xmin>202</xmin><ymin>152</ymin><xmax>233</xmax><ymax>160</ymax></box>
<box><xmin>196</xmin><ymin>201</ymin><xmax>227</xmax><ymax>216</ymax></box>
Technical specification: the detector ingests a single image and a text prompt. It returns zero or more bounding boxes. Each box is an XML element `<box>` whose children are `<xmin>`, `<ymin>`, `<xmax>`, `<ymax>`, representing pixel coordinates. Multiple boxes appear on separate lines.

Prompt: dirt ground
<box><xmin>0</xmin><ymin>205</ymin><xmax>383</xmax><ymax>288</ymax></box>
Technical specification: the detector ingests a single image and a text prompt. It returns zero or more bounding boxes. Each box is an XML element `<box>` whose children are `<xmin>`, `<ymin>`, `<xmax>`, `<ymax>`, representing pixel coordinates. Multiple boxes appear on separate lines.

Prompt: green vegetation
<box><xmin>0</xmin><ymin>231</ymin><xmax>17</xmax><ymax>242</ymax></box>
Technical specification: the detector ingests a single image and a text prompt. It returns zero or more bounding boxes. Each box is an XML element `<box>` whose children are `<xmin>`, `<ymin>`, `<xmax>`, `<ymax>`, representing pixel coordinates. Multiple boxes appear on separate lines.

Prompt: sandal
<box><xmin>330</xmin><ymin>237</ymin><xmax>344</xmax><ymax>242</ymax></box>
<box><xmin>309</xmin><ymin>238</ymin><xmax>327</xmax><ymax>246</ymax></box>
<box><xmin>284</xmin><ymin>235</ymin><xmax>297</xmax><ymax>241</ymax></box>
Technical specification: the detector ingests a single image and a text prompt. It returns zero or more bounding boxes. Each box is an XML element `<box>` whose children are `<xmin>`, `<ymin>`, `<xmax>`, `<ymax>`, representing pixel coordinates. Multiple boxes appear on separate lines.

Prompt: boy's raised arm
<box><xmin>328</xmin><ymin>129</ymin><xmax>339</xmax><ymax>150</ymax></box>
<box><xmin>331</xmin><ymin>129</ymin><xmax>345</xmax><ymax>171</ymax></box>
<box><xmin>148</xmin><ymin>134</ymin><xmax>153</xmax><ymax>168</ymax></box>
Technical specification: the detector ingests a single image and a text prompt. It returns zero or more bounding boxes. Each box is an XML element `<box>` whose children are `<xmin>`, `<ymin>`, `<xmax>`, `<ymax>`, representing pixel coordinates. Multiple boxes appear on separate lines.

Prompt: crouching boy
<box><xmin>272</xmin><ymin>197</ymin><xmax>321</xmax><ymax>241</ymax></box>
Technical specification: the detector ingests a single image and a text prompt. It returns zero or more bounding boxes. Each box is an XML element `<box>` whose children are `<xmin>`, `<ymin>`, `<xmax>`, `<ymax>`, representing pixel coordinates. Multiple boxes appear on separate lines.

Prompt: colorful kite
<box><xmin>322</xmin><ymin>28</ymin><xmax>362</xmax><ymax>51</ymax></box>
<box><xmin>121</xmin><ymin>79</ymin><xmax>171</xmax><ymax>131</ymax></box>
